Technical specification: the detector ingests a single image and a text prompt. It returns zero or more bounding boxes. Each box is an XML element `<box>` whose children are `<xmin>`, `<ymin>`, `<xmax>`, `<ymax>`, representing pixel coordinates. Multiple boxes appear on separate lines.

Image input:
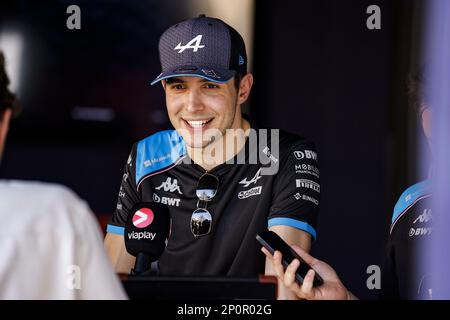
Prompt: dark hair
<box><xmin>407</xmin><ymin>68</ymin><xmax>429</xmax><ymax>117</ymax></box>
<box><xmin>0</xmin><ymin>51</ymin><xmax>21</xmax><ymax>119</ymax></box>
<box><xmin>233</xmin><ymin>73</ymin><xmax>243</xmax><ymax>91</ymax></box>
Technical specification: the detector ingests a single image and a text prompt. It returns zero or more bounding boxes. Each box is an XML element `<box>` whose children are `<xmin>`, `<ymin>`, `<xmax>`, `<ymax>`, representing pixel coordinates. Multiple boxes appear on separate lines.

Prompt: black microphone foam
<box><xmin>124</xmin><ymin>202</ymin><xmax>170</xmax><ymax>264</ymax></box>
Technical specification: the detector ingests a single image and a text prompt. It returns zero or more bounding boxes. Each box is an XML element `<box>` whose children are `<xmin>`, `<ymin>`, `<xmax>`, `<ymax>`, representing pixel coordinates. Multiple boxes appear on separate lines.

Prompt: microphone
<box><xmin>124</xmin><ymin>202</ymin><xmax>170</xmax><ymax>275</ymax></box>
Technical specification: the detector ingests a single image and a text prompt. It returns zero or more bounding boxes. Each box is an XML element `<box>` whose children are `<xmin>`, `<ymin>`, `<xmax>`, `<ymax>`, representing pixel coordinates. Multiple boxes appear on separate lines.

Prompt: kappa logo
<box><xmin>174</xmin><ymin>35</ymin><xmax>205</xmax><ymax>53</ymax></box>
<box><xmin>239</xmin><ymin>168</ymin><xmax>262</xmax><ymax>188</ymax></box>
<box><xmin>293</xmin><ymin>150</ymin><xmax>317</xmax><ymax>161</ymax></box>
<box><xmin>156</xmin><ymin>177</ymin><xmax>183</xmax><ymax>195</ymax></box>
<box><xmin>413</xmin><ymin>209</ymin><xmax>432</xmax><ymax>224</ymax></box>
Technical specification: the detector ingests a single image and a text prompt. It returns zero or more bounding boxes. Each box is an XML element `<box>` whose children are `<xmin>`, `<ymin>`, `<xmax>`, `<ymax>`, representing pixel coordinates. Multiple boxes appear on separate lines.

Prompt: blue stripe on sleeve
<box><xmin>268</xmin><ymin>217</ymin><xmax>317</xmax><ymax>240</ymax></box>
<box><xmin>106</xmin><ymin>224</ymin><xmax>125</xmax><ymax>236</ymax></box>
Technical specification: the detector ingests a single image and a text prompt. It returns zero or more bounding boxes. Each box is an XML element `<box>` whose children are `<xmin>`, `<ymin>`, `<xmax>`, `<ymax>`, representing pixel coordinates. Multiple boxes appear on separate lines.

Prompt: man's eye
<box><xmin>204</xmin><ymin>83</ymin><xmax>219</xmax><ymax>89</ymax></box>
<box><xmin>171</xmin><ymin>84</ymin><xmax>185</xmax><ymax>90</ymax></box>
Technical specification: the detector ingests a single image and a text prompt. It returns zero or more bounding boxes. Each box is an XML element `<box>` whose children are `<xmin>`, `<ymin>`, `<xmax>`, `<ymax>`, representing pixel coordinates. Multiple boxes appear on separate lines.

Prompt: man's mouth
<box><xmin>183</xmin><ymin>118</ymin><xmax>214</xmax><ymax>129</ymax></box>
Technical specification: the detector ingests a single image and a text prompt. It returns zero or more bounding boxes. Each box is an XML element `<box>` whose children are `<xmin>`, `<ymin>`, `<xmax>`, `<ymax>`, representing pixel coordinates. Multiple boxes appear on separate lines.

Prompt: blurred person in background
<box><xmin>263</xmin><ymin>70</ymin><xmax>434</xmax><ymax>300</ymax></box>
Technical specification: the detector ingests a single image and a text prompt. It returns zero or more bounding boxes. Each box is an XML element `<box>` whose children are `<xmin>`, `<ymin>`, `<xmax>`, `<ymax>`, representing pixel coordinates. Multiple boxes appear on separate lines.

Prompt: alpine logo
<box><xmin>238</xmin><ymin>186</ymin><xmax>262</xmax><ymax>199</ymax></box>
<box><xmin>413</xmin><ymin>209</ymin><xmax>432</xmax><ymax>224</ymax></box>
<box><xmin>156</xmin><ymin>177</ymin><xmax>183</xmax><ymax>194</ymax></box>
<box><xmin>293</xmin><ymin>150</ymin><xmax>317</xmax><ymax>161</ymax></box>
<box><xmin>239</xmin><ymin>168</ymin><xmax>262</xmax><ymax>188</ymax></box>
<box><xmin>202</xmin><ymin>69</ymin><xmax>220</xmax><ymax>79</ymax></box>
<box><xmin>132</xmin><ymin>208</ymin><xmax>154</xmax><ymax>228</ymax></box>
<box><xmin>153</xmin><ymin>193</ymin><xmax>181</xmax><ymax>207</ymax></box>
<box><xmin>174</xmin><ymin>35</ymin><xmax>205</xmax><ymax>53</ymax></box>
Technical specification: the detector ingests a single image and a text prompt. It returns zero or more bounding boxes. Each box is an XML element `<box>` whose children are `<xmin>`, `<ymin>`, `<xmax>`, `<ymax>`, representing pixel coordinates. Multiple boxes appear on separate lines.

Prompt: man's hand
<box><xmin>262</xmin><ymin>245</ymin><xmax>356</xmax><ymax>300</ymax></box>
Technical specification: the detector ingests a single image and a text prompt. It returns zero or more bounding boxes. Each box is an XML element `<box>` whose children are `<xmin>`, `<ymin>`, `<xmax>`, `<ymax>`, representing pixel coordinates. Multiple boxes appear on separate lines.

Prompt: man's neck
<box><xmin>187</xmin><ymin>117</ymin><xmax>251</xmax><ymax>172</ymax></box>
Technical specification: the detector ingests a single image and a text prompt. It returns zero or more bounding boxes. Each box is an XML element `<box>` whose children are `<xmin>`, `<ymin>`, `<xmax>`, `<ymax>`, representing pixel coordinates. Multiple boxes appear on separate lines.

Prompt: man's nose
<box><xmin>185</xmin><ymin>90</ymin><xmax>204</xmax><ymax>113</ymax></box>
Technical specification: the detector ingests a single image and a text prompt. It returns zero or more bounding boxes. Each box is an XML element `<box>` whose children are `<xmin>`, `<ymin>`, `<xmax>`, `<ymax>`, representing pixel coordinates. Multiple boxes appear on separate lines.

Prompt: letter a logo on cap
<box><xmin>132</xmin><ymin>208</ymin><xmax>154</xmax><ymax>228</ymax></box>
<box><xmin>174</xmin><ymin>35</ymin><xmax>205</xmax><ymax>53</ymax></box>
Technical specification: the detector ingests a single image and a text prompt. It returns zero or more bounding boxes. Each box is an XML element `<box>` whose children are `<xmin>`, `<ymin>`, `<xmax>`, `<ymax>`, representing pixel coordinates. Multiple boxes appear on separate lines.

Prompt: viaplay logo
<box><xmin>132</xmin><ymin>208</ymin><xmax>154</xmax><ymax>228</ymax></box>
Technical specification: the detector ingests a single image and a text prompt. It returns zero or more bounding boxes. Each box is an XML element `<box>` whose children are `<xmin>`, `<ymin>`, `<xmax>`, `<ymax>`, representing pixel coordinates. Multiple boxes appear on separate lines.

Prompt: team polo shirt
<box><xmin>380</xmin><ymin>180</ymin><xmax>432</xmax><ymax>299</ymax></box>
<box><xmin>107</xmin><ymin>126</ymin><xmax>321</xmax><ymax>277</ymax></box>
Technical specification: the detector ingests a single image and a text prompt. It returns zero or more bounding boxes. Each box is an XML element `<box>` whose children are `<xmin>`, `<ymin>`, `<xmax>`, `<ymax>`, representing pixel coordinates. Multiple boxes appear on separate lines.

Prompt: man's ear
<box><xmin>237</xmin><ymin>73</ymin><xmax>253</xmax><ymax>105</ymax></box>
<box><xmin>161</xmin><ymin>80</ymin><xmax>167</xmax><ymax>90</ymax></box>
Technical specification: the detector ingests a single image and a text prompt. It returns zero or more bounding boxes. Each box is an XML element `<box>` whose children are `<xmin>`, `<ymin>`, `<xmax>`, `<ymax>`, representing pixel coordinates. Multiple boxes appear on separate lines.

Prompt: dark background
<box><xmin>0</xmin><ymin>0</ymin><xmax>428</xmax><ymax>299</ymax></box>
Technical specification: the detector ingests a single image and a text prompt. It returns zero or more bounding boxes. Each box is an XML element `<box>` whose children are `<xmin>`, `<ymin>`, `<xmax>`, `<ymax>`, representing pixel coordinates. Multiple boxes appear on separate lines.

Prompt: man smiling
<box><xmin>105</xmin><ymin>15</ymin><xmax>320</xmax><ymax>299</ymax></box>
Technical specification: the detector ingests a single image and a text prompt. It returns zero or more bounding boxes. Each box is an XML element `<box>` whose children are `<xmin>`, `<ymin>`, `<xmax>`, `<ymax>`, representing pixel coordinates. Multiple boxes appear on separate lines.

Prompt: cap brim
<box><xmin>150</xmin><ymin>66</ymin><xmax>235</xmax><ymax>86</ymax></box>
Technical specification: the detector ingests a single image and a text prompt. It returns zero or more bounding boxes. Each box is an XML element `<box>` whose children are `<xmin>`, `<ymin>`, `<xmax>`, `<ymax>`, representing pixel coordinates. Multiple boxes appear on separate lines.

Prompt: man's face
<box><xmin>163</xmin><ymin>76</ymin><xmax>240</xmax><ymax>149</ymax></box>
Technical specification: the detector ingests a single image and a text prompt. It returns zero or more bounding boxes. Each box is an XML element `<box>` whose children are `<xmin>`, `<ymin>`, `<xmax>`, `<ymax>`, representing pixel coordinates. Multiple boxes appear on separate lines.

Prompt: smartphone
<box><xmin>256</xmin><ymin>231</ymin><xmax>323</xmax><ymax>287</ymax></box>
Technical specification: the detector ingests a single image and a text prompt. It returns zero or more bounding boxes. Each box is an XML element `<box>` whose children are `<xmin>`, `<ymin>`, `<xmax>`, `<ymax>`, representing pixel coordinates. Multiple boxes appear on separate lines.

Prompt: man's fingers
<box><xmin>261</xmin><ymin>247</ymin><xmax>273</xmax><ymax>261</ymax></box>
<box><xmin>283</xmin><ymin>258</ymin><xmax>299</xmax><ymax>287</ymax></box>
<box><xmin>262</xmin><ymin>249</ymin><xmax>285</xmax><ymax>280</ymax></box>
<box><xmin>272</xmin><ymin>251</ymin><xmax>285</xmax><ymax>279</ymax></box>
<box><xmin>300</xmin><ymin>269</ymin><xmax>315</xmax><ymax>296</ymax></box>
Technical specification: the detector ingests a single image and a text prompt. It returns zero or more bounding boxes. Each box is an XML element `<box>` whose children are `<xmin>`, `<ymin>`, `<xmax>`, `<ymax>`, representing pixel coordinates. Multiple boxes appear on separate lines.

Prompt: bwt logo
<box><xmin>132</xmin><ymin>208</ymin><xmax>154</xmax><ymax>228</ymax></box>
<box><xmin>293</xmin><ymin>150</ymin><xmax>317</xmax><ymax>161</ymax></box>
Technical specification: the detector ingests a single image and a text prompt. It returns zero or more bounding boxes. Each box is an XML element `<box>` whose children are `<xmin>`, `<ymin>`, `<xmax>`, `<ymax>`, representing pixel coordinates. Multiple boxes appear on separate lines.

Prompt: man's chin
<box><xmin>177</xmin><ymin>128</ymin><xmax>221</xmax><ymax>149</ymax></box>
<box><xmin>185</xmin><ymin>137</ymin><xmax>214</xmax><ymax>149</ymax></box>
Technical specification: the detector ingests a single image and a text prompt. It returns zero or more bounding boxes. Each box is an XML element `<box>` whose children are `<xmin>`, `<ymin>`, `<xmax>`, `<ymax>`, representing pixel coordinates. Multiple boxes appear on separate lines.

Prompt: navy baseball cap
<box><xmin>150</xmin><ymin>15</ymin><xmax>247</xmax><ymax>85</ymax></box>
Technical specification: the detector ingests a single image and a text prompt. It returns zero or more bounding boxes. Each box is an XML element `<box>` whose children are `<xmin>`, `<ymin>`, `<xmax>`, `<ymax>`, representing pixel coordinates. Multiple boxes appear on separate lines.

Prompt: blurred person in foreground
<box><xmin>0</xmin><ymin>51</ymin><xmax>126</xmax><ymax>299</ymax></box>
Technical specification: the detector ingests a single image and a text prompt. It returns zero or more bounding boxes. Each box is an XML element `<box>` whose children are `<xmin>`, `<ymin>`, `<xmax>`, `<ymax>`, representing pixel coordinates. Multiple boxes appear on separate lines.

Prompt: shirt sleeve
<box><xmin>268</xmin><ymin>140</ymin><xmax>320</xmax><ymax>240</ymax></box>
<box><xmin>107</xmin><ymin>143</ymin><xmax>140</xmax><ymax>235</ymax></box>
<box><xmin>75</xmin><ymin>200</ymin><xmax>128</xmax><ymax>300</ymax></box>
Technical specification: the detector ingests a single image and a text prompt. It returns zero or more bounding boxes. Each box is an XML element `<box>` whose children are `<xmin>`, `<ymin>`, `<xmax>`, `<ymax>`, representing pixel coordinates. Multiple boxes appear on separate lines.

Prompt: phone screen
<box><xmin>256</xmin><ymin>231</ymin><xmax>323</xmax><ymax>287</ymax></box>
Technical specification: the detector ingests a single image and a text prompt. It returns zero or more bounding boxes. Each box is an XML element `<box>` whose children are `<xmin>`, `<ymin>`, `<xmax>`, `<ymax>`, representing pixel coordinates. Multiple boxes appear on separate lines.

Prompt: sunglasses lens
<box><xmin>191</xmin><ymin>208</ymin><xmax>212</xmax><ymax>236</ymax></box>
<box><xmin>196</xmin><ymin>173</ymin><xmax>219</xmax><ymax>201</ymax></box>
<box><xmin>196</xmin><ymin>189</ymin><xmax>216</xmax><ymax>201</ymax></box>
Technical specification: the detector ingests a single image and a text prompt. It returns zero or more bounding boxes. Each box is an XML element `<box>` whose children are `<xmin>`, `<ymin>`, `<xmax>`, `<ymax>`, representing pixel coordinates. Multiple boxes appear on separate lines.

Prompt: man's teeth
<box><xmin>187</xmin><ymin>120</ymin><xmax>210</xmax><ymax>128</ymax></box>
